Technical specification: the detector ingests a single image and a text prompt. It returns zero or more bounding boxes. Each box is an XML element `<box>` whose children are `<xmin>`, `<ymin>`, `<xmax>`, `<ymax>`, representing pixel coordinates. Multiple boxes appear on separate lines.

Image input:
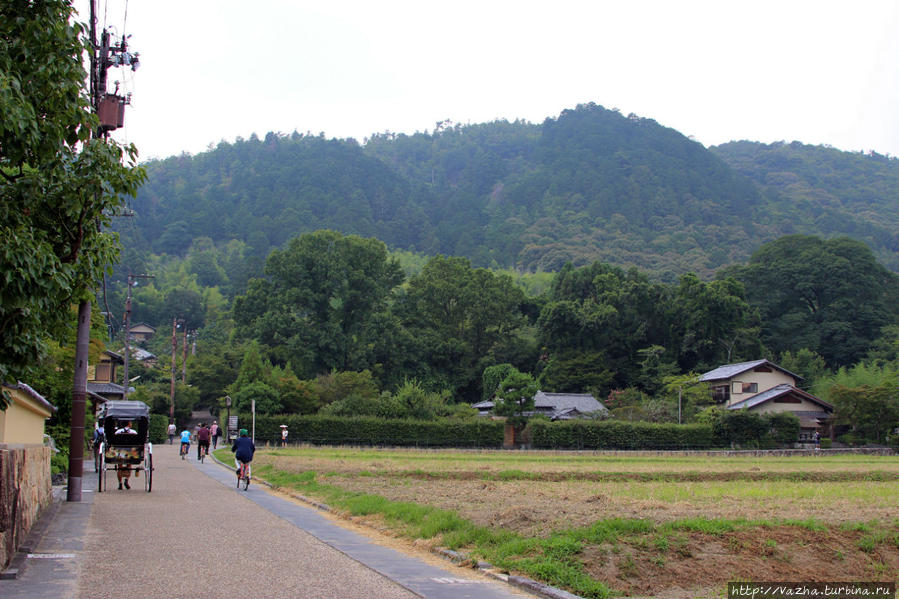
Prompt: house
<box><xmin>0</xmin><ymin>382</ymin><xmax>57</xmax><ymax>445</ymax></box>
<box><xmin>127</xmin><ymin>322</ymin><xmax>156</xmax><ymax>342</ymax></box>
<box><xmin>700</xmin><ymin>359</ymin><xmax>834</xmax><ymax>441</ymax></box>
<box><xmin>129</xmin><ymin>347</ymin><xmax>157</xmax><ymax>368</ymax></box>
<box><xmin>86</xmin><ymin>350</ymin><xmax>128</xmax><ymax>410</ymax></box>
<box><xmin>473</xmin><ymin>391</ymin><xmax>609</xmax><ymax>421</ymax></box>
<box><xmin>89</xmin><ymin>350</ymin><xmax>123</xmax><ymax>385</ymax></box>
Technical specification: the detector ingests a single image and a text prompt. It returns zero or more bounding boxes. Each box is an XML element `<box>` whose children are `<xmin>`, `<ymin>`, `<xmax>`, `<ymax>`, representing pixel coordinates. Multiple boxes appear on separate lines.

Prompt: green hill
<box><xmin>123</xmin><ymin>103</ymin><xmax>899</xmax><ymax>279</ymax></box>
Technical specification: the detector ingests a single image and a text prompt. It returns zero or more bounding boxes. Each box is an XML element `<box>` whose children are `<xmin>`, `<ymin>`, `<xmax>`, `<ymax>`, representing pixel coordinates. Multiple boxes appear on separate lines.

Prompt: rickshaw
<box><xmin>97</xmin><ymin>400</ymin><xmax>153</xmax><ymax>492</ymax></box>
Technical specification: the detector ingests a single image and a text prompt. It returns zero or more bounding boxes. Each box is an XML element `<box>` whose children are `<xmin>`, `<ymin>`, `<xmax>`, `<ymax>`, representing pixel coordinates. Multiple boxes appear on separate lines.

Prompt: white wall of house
<box><xmin>725</xmin><ymin>370</ymin><xmax>796</xmax><ymax>407</ymax></box>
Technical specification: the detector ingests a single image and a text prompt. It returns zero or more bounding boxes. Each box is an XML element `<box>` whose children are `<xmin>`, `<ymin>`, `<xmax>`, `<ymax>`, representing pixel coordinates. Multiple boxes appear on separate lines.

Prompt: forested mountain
<box><xmin>711</xmin><ymin>141</ymin><xmax>899</xmax><ymax>271</ymax></box>
<box><xmin>121</xmin><ymin>103</ymin><xmax>899</xmax><ymax>281</ymax></box>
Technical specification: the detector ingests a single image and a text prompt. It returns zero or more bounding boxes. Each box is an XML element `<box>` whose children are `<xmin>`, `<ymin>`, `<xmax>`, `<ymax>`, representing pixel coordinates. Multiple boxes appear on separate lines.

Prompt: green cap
<box><xmin>239</xmin><ymin>428</ymin><xmax>248</xmax><ymax>436</ymax></box>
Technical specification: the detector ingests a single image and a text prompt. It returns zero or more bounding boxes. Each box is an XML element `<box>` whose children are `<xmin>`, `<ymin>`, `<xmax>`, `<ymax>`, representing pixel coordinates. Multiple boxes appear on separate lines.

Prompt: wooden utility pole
<box><xmin>69</xmin><ymin>0</ymin><xmax>140</xmax><ymax>503</ymax></box>
<box><xmin>170</xmin><ymin>318</ymin><xmax>178</xmax><ymax>420</ymax></box>
<box><xmin>182</xmin><ymin>327</ymin><xmax>188</xmax><ymax>384</ymax></box>
<box><xmin>67</xmin><ymin>301</ymin><xmax>90</xmax><ymax>502</ymax></box>
<box><xmin>68</xmin><ymin>0</ymin><xmax>100</xmax><ymax>503</ymax></box>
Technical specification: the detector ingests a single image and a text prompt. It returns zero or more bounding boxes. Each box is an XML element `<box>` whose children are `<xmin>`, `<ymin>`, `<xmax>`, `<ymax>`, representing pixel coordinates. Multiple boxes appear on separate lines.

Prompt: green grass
<box><xmin>245</xmin><ymin>460</ymin><xmax>897</xmax><ymax>599</ymax></box>
<box><xmin>233</xmin><ymin>449</ymin><xmax>899</xmax><ymax>598</ymax></box>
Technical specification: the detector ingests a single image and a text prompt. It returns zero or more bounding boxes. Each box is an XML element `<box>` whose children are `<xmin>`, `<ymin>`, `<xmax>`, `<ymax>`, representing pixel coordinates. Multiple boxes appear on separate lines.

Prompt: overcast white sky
<box><xmin>76</xmin><ymin>0</ymin><xmax>899</xmax><ymax>162</ymax></box>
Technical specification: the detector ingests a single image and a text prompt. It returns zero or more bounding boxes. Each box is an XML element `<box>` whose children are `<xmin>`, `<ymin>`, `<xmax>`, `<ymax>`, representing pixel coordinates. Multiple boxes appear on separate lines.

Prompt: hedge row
<box><xmin>234</xmin><ymin>413</ymin><xmax>505</xmax><ymax>448</ymax></box>
<box><xmin>527</xmin><ymin>419</ymin><xmax>723</xmax><ymax>450</ymax></box>
<box><xmin>149</xmin><ymin>413</ymin><xmax>168</xmax><ymax>445</ymax></box>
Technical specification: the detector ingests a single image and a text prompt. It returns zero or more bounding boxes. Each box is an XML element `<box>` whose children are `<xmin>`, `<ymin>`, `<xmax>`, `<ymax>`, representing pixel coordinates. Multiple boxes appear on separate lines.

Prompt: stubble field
<box><xmin>249</xmin><ymin>447</ymin><xmax>899</xmax><ymax>598</ymax></box>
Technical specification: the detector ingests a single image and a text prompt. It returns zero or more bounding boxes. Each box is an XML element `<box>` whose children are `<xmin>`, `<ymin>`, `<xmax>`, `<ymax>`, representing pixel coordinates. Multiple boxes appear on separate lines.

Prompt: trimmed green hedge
<box><xmin>226</xmin><ymin>414</ymin><xmax>724</xmax><ymax>450</ymax></box>
<box><xmin>149</xmin><ymin>413</ymin><xmax>168</xmax><ymax>445</ymax></box>
<box><xmin>234</xmin><ymin>413</ymin><xmax>505</xmax><ymax>448</ymax></box>
<box><xmin>528</xmin><ymin>419</ymin><xmax>722</xmax><ymax>450</ymax></box>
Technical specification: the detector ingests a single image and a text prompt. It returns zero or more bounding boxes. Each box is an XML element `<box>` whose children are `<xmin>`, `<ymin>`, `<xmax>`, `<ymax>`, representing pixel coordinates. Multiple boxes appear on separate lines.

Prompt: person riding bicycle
<box><xmin>179</xmin><ymin>428</ymin><xmax>191</xmax><ymax>459</ymax></box>
<box><xmin>196</xmin><ymin>422</ymin><xmax>211</xmax><ymax>460</ymax></box>
<box><xmin>231</xmin><ymin>428</ymin><xmax>255</xmax><ymax>479</ymax></box>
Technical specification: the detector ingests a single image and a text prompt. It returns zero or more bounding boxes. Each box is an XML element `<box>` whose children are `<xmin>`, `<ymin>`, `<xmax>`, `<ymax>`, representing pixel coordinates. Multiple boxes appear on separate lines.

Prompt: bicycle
<box><xmin>198</xmin><ymin>443</ymin><xmax>207</xmax><ymax>463</ymax></box>
<box><xmin>236</xmin><ymin>460</ymin><xmax>251</xmax><ymax>490</ymax></box>
<box><xmin>180</xmin><ymin>442</ymin><xmax>190</xmax><ymax>460</ymax></box>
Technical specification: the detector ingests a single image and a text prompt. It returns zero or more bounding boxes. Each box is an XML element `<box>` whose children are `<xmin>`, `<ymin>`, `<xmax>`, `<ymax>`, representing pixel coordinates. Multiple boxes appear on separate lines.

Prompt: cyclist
<box><xmin>230</xmin><ymin>428</ymin><xmax>255</xmax><ymax>481</ymax></box>
<box><xmin>179</xmin><ymin>427</ymin><xmax>191</xmax><ymax>459</ymax></box>
<box><xmin>196</xmin><ymin>422</ymin><xmax>211</xmax><ymax>461</ymax></box>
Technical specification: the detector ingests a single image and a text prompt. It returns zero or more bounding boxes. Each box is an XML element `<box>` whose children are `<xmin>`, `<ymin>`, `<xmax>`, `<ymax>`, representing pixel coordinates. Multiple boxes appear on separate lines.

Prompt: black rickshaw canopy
<box><xmin>101</xmin><ymin>400</ymin><xmax>150</xmax><ymax>421</ymax></box>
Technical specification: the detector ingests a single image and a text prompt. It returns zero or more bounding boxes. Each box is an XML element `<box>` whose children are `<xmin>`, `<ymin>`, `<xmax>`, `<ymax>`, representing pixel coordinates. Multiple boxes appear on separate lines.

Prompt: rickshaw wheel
<box><xmin>145</xmin><ymin>452</ymin><xmax>153</xmax><ymax>492</ymax></box>
<box><xmin>97</xmin><ymin>447</ymin><xmax>105</xmax><ymax>492</ymax></box>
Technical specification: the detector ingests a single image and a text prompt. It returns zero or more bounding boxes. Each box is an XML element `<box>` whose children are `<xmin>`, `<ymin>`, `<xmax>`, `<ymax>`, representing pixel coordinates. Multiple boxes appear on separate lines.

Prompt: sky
<box><xmin>75</xmin><ymin>0</ymin><xmax>899</xmax><ymax>162</ymax></box>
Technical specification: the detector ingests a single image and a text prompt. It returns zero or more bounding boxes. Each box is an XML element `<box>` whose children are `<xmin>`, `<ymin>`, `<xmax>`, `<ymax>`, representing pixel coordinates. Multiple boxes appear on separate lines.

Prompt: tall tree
<box><xmin>399</xmin><ymin>256</ymin><xmax>529</xmax><ymax>401</ymax></box>
<box><xmin>732</xmin><ymin>235</ymin><xmax>899</xmax><ymax>367</ymax></box>
<box><xmin>0</xmin><ymin>0</ymin><xmax>144</xmax><ymax>405</ymax></box>
<box><xmin>233</xmin><ymin>230</ymin><xmax>404</xmax><ymax>377</ymax></box>
<box><xmin>672</xmin><ymin>273</ymin><xmax>762</xmax><ymax>371</ymax></box>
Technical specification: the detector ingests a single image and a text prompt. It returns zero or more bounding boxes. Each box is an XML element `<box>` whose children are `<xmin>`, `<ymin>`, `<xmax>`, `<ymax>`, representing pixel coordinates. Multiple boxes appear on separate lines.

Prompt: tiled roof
<box><xmin>700</xmin><ymin>359</ymin><xmax>803</xmax><ymax>382</ymax></box>
<box><xmin>87</xmin><ymin>381</ymin><xmax>127</xmax><ymax>394</ymax></box>
<box><xmin>727</xmin><ymin>383</ymin><xmax>833</xmax><ymax>412</ymax></box>
<box><xmin>534</xmin><ymin>391</ymin><xmax>608</xmax><ymax>413</ymax></box>
<box><xmin>473</xmin><ymin>392</ymin><xmax>608</xmax><ymax>415</ymax></box>
<box><xmin>2</xmin><ymin>382</ymin><xmax>58</xmax><ymax>413</ymax></box>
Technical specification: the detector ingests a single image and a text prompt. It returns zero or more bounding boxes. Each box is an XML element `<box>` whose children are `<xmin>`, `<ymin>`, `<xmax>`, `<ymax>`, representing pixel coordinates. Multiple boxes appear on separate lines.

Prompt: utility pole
<box><xmin>121</xmin><ymin>273</ymin><xmax>154</xmax><ymax>398</ymax></box>
<box><xmin>68</xmin><ymin>0</ymin><xmax>140</xmax><ymax>503</ymax></box>
<box><xmin>182</xmin><ymin>327</ymin><xmax>188</xmax><ymax>384</ymax></box>
<box><xmin>170</xmin><ymin>318</ymin><xmax>180</xmax><ymax>420</ymax></box>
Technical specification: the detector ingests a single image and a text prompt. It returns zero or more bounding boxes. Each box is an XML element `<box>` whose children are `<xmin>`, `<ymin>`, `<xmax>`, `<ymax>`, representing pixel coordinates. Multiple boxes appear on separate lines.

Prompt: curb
<box><xmin>209</xmin><ymin>452</ymin><xmax>584</xmax><ymax>599</ymax></box>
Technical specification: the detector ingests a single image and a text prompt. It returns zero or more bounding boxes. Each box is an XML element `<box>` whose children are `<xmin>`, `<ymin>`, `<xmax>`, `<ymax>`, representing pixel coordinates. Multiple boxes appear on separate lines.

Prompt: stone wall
<box><xmin>0</xmin><ymin>445</ymin><xmax>52</xmax><ymax>570</ymax></box>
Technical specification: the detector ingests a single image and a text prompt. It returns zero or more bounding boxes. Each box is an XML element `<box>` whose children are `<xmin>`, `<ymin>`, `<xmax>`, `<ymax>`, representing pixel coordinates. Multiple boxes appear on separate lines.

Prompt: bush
<box><xmin>765</xmin><ymin>412</ymin><xmax>801</xmax><ymax>445</ymax></box>
<box><xmin>527</xmin><ymin>419</ymin><xmax>721</xmax><ymax>450</ymax></box>
<box><xmin>149</xmin><ymin>413</ymin><xmax>168</xmax><ymax>444</ymax></box>
<box><xmin>238</xmin><ymin>413</ymin><xmax>504</xmax><ymax>448</ymax></box>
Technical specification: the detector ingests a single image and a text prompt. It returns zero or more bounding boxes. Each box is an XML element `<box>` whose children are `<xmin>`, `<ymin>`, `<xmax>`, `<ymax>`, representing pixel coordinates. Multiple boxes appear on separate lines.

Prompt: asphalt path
<box><xmin>2</xmin><ymin>441</ymin><xmax>534</xmax><ymax>599</ymax></box>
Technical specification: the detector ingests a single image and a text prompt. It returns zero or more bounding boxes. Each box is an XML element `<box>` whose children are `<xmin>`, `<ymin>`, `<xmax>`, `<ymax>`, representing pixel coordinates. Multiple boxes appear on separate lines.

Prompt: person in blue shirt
<box><xmin>179</xmin><ymin>428</ymin><xmax>191</xmax><ymax>460</ymax></box>
<box><xmin>231</xmin><ymin>428</ymin><xmax>255</xmax><ymax>481</ymax></box>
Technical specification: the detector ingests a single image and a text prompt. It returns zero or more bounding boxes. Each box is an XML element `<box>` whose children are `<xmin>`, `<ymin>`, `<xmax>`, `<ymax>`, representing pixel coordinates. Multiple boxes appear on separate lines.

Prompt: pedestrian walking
<box><xmin>210</xmin><ymin>421</ymin><xmax>221</xmax><ymax>449</ymax></box>
<box><xmin>167</xmin><ymin>421</ymin><xmax>177</xmax><ymax>444</ymax></box>
<box><xmin>280</xmin><ymin>424</ymin><xmax>288</xmax><ymax>448</ymax></box>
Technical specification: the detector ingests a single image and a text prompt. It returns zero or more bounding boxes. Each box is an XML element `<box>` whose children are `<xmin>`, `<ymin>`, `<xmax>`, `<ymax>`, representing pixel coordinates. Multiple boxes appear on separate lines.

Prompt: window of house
<box><xmin>774</xmin><ymin>396</ymin><xmax>801</xmax><ymax>403</ymax></box>
<box><xmin>733</xmin><ymin>381</ymin><xmax>757</xmax><ymax>394</ymax></box>
<box><xmin>94</xmin><ymin>364</ymin><xmax>112</xmax><ymax>382</ymax></box>
<box><xmin>712</xmin><ymin>385</ymin><xmax>730</xmax><ymax>403</ymax></box>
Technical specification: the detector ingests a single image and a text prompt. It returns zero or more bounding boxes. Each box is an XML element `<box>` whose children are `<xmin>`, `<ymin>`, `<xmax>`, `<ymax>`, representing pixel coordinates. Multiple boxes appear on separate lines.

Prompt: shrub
<box><xmin>239</xmin><ymin>413</ymin><xmax>504</xmax><ymax>448</ymax></box>
<box><xmin>527</xmin><ymin>419</ymin><xmax>721</xmax><ymax>450</ymax></box>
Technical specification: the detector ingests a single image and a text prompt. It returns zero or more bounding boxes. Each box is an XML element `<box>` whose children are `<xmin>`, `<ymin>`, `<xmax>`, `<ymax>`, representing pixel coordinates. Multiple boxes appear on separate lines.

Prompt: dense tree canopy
<box><xmin>0</xmin><ymin>0</ymin><xmax>144</xmax><ymax>405</ymax></box>
<box><xmin>730</xmin><ymin>235</ymin><xmax>899</xmax><ymax>367</ymax></box>
<box><xmin>117</xmin><ymin>103</ymin><xmax>899</xmax><ymax>280</ymax></box>
<box><xmin>233</xmin><ymin>231</ymin><xmax>404</xmax><ymax>378</ymax></box>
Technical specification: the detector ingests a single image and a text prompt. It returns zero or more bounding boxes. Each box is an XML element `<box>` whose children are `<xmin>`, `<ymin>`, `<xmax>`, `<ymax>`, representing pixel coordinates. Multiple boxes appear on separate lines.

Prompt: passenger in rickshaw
<box><xmin>115</xmin><ymin>420</ymin><xmax>137</xmax><ymax>435</ymax></box>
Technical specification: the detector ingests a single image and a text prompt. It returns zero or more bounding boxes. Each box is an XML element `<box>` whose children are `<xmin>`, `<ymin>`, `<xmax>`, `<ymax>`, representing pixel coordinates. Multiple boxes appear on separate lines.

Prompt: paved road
<box><xmin>3</xmin><ymin>442</ymin><xmax>537</xmax><ymax>599</ymax></box>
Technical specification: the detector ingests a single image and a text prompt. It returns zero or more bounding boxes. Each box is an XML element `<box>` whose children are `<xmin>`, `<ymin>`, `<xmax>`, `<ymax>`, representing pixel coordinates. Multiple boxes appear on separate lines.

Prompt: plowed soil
<box><xmin>255</xmin><ymin>450</ymin><xmax>899</xmax><ymax>598</ymax></box>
